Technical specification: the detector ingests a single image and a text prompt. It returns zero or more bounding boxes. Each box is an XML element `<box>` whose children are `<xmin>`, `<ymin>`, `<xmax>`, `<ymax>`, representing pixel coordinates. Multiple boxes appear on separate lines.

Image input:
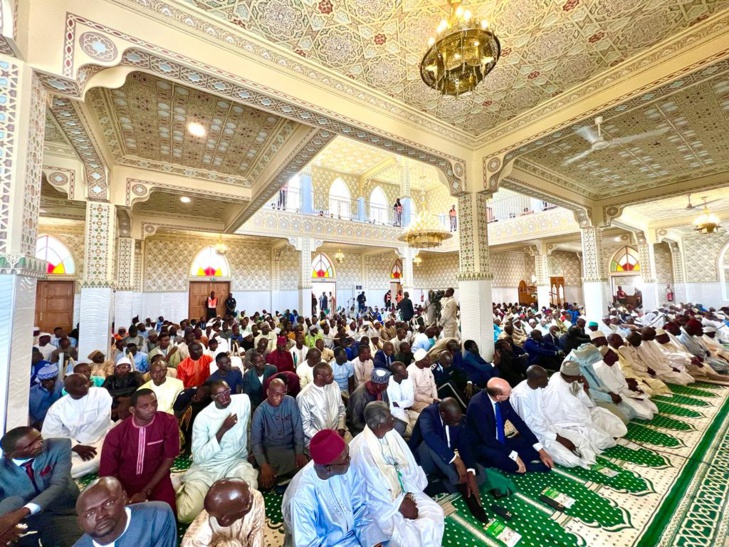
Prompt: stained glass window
<box><xmin>190</xmin><ymin>246</ymin><xmax>230</xmax><ymax>277</ymax></box>
<box><xmin>391</xmin><ymin>259</ymin><xmax>402</xmax><ymax>279</ymax></box>
<box><xmin>36</xmin><ymin>235</ymin><xmax>75</xmax><ymax>275</ymax></box>
<box><xmin>610</xmin><ymin>246</ymin><xmax>640</xmax><ymax>272</ymax></box>
<box><xmin>312</xmin><ymin>253</ymin><xmax>335</xmax><ymax>279</ymax></box>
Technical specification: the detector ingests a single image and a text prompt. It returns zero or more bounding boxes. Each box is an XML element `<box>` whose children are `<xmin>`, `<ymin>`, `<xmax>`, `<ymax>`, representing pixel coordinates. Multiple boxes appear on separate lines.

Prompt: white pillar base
<box><xmin>298</xmin><ymin>288</ymin><xmax>312</xmax><ymax>317</ymax></box>
<box><xmin>674</xmin><ymin>283</ymin><xmax>687</xmax><ymax>305</ymax></box>
<box><xmin>582</xmin><ymin>280</ymin><xmax>610</xmax><ymax>321</ymax></box>
<box><xmin>79</xmin><ymin>287</ymin><xmax>115</xmax><ymax>359</ymax></box>
<box><xmin>458</xmin><ymin>277</ymin><xmax>494</xmax><ymax>360</ymax></box>
<box><xmin>114</xmin><ymin>290</ymin><xmax>135</xmax><ymax>329</ymax></box>
<box><xmin>640</xmin><ymin>282</ymin><xmax>658</xmax><ymax>311</ymax></box>
<box><xmin>0</xmin><ymin>274</ymin><xmax>37</xmax><ymax>432</ymax></box>
<box><xmin>537</xmin><ymin>284</ymin><xmax>551</xmax><ymax>311</ymax></box>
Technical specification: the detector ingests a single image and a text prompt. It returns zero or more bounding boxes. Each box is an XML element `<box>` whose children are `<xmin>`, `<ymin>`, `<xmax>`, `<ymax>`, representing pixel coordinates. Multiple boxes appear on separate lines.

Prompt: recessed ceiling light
<box><xmin>180</xmin><ymin>196</ymin><xmax>191</xmax><ymax>203</ymax></box>
<box><xmin>187</xmin><ymin>122</ymin><xmax>206</xmax><ymax>137</ymax></box>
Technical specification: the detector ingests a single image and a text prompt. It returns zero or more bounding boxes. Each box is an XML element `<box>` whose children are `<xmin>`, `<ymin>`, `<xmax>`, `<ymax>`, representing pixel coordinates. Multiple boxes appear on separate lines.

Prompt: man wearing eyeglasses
<box><xmin>176</xmin><ymin>380</ymin><xmax>258</xmax><ymax>524</ymax></box>
<box><xmin>0</xmin><ymin>427</ymin><xmax>81</xmax><ymax>546</ymax></box>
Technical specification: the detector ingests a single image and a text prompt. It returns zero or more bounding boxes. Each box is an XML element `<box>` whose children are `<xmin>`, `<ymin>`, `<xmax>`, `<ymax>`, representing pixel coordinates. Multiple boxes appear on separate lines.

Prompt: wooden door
<box><xmin>35</xmin><ymin>281</ymin><xmax>75</xmax><ymax>333</ymax></box>
<box><xmin>549</xmin><ymin>276</ymin><xmax>565</xmax><ymax>307</ymax></box>
<box><xmin>189</xmin><ymin>281</ymin><xmax>230</xmax><ymax>321</ymax></box>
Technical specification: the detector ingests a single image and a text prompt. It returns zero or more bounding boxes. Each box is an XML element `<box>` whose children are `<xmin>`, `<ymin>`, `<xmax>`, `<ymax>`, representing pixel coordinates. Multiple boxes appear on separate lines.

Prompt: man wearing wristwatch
<box><xmin>99</xmin><ymin>389</ymin><xmax>180</xmax><ymax>515</ymax></box>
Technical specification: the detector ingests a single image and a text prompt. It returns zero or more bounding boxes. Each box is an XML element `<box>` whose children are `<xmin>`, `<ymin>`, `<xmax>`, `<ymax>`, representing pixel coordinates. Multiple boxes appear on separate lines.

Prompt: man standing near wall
<box><xmin>439</xmin><ymin>288</ymin><xmax>459</xmax><ymax>339</ymax></box>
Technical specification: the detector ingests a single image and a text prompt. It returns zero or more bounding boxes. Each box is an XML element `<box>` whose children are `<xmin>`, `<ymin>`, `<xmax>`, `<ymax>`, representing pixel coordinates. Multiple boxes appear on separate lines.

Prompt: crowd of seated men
<box><xmin>4</xmin><ymin>298</ymin><xmax>728</xmax><ymax>545</ymax></box>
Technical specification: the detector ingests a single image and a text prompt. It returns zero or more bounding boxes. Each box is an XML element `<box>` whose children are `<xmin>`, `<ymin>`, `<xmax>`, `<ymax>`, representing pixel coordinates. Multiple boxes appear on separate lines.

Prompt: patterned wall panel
<box><xmin>423</xmin><ymin>184</ymin><xmax>453</xmax><ymax>216</ymax></box>
<box><xmin>413</xmin><ymin>253</ymin><xmax>459</xmax><ymax>290</ymax></box>
<box><xmin>654</xmin><ymin>242</ymin><xmax>674</xmax><ymax>286</ymax></box>
<box><xmin>21</xmin><ymin>75</ymin><xmax>46</xmax><ymax>256</ymax></box>
<box><xmin>549</xmin><ymin>251</ymin><xmax>583</xmax><ymax>286</ymax></box>
<box><xmin>683</xmin><ymin>233</ymin><xmax>729</xmax><ymax>283</ymax></box>
<box><xmin>492</xmin><ymin>251</ymin><xmax>530</xmax><ymax>288</ymax></box>
<box><xmin>311</xmin><ymin>166</ymin><xmax>359</xmax><ymax>213</ymax></box>
<box><xmin>133</xmin><ymin>241</ymin><xmax>142</xmax><ymax>291</ymax></box>
<box><xmin>364</xmin><ymin>253</ymin><xmax>395</xmax><ymax>290</ymax></box>
<box><xmin>143</xmin><ymin>235</ymin><xmax>273</xmax><ymax>292</ymax></box>
<box><xmin>278</xmin><ymin>246</ymin><xmax>299</xmax><ymax>291</ymax></box>
<box><xmin>331</xmin><ymin>253</ymin><xmax>363</xmax><ymax>290</ymax></box>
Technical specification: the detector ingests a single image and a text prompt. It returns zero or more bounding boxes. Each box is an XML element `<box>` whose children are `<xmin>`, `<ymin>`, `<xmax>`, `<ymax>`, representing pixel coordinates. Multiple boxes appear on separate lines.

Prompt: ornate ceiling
<box><xmin>309</xmin><ymin>136</ymin><xmax>445</xmax><ymax>188</ymax></box>
<box><xmin>623</xmin><ymin>187</ymin><xmax>729</xmax><ymax>222</ymax></box>
<box><xmin>87</xmin><ymin>71</ymin><xmax>302</xmax><ymax>185</ymax></box>
<box><xmin>132</xmin><ymin>190</ymin><xmax>233</xmax><ymax>219</ymax></box>
<box><xmin>178</xmin><ymin>0</ymin><xmax>726</xmax><ymax>135</ymax></box>
<box><xmin>519</xmin><ymin>72</ymin><xmax>729</xmax><ymax>200</ymax></box>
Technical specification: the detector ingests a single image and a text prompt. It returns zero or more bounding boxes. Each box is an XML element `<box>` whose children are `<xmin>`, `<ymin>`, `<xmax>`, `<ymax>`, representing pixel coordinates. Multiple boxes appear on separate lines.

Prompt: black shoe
<box><xmin>457</xmin><ymin>484</ymin><xmax>489</xmax><ymax>523</ymax></box>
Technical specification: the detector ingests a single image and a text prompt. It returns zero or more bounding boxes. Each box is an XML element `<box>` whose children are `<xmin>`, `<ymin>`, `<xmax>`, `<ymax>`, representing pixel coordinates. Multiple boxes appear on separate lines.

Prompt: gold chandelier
<box><xmin>694</xmin><ymin>198</ymin><xmax>721</xmax><ymax>234</ymax></box>
<box><xmin>214</xmin><ymin>235</ymin><xmax>228</xmax><ymax>255</ymax></box>
<box><xmin>398</xmin><ymin>182</ymin><xmax>452</xmax><ymax>249</ymax></box>
<box><xmin>413</xmin><ymin>254</ymin><xmax>423</xmax><ymax>266</ymax></box>
<box><xmin>334</xmin><ymin>249</ymin><xmax>345</xmax><ymax>263</ymax></box>
<box><xmin>421</xmin><ymin>0</ymin><xmax>501</xmax><ymax>97</ymax></box>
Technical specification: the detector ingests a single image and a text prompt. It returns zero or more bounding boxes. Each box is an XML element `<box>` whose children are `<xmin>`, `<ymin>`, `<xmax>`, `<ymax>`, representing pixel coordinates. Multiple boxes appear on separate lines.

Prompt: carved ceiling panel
<box><xmin>132</xmin><ymin>190</ymin><xmax>233</xmax><ymax>219</ymax></box>
<box><xmin>177</xmin><ymin>0</ymin><xmax>726</xmax><ymax>135</ymax></box>
<box><xmin>520</xmin><ymin>74</ymin><xmax>729</xmax><ymax>199</ymax></box>
<box><xmin>623</xmin><ymin>186</ymin><xmax>729</xmax><ymax>222</ymax></box>
<box><xmin>87</xmin><ymin>72</ymin><xmax>301</xmax><ymax>185</ymax></box>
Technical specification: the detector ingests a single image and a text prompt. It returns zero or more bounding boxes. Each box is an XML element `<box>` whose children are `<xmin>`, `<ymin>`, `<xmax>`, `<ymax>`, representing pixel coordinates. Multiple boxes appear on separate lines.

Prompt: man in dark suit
<box><xmin>0</xmin><ymin>426</ymin><xmax>81</xmax><ymax>546</ymax></box>
<box><xmin>410</xmin><ymin>398</ymin><xmax>487</xmax><ymax>521</ymax></box>
<box><xmin>466</xmin><ymin>378</ymin><xmax>554</xmax><ymax>473</ymax></box>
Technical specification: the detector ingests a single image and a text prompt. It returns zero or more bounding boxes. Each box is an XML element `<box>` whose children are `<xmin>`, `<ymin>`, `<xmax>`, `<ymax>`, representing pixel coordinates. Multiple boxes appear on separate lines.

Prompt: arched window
<box><xmin>610</xmin><ymin>246</ymin><xmax>641</xmax><ymax>272</ymax></box>
<box><xmin>36</xmin><ymin>235</ymin><xmax>75</xmax><ymax>275</ymax></box>
<box><xmin>190</xmin><ymin>246</ymin><xmax>231</xmax><ymax>277</ymax></box>
<box><xmin>720</xmin><ymin>243</ymin><xmax>729</xmax><ymax>300</ymax></box>
<box><xmin>391</xmin><ymin>259</ymin><xmax>403</xmax><ymax>280</ymax></box>
<box><xmin>312</xmin><ymin>253</ymin><xmax>335</xmax><ymax>279</ymax></box>
<box><xmin>328</xmin><ymin>178</ymin><xmax>351</xmax><ymax>220</ymax></box>
<box><xmin>370</xmin><ymin>186</ymin><xmax>388</xmax><ymax>224</ymax></box>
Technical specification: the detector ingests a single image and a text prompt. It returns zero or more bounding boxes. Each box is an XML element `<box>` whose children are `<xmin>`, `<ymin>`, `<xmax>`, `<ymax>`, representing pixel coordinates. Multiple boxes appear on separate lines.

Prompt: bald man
<box><xmin>181</xmin><ymin>479</ymin><xmax>265</xmax><ymax>546</ymax></box>
<box><xmin>74</xmin><ymin>477</ymin><xmax>176</xmax><ymax>546</ymax></box>
<box><xmin>466</xmin><ymin>378</ymin><xmax>554</xmax><ymax>474</ymax></box>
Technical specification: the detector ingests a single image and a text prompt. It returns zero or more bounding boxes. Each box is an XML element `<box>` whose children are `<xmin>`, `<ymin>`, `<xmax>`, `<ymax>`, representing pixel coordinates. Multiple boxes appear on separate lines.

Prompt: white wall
<box><xmin>685</xmin><ymin>283</ymin><xmax>729</xmax><ymax>306</ymax></box>
<box><xmin>491</xmin><ymin>287</ymin><xmax>519</xmax><ymax>304</ymax></box>
<box><xmin>141</xmin><ymin>292</ymin><xmax>189</xmax><ymax>324</ymax></box>
<box><xmin>564</xmin><ymin>286</ymin><xmax>584</xmax><ymax>306</ymax></box>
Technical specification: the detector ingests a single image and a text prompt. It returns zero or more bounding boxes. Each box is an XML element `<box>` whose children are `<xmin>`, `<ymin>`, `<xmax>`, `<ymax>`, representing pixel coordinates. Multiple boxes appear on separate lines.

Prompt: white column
<box><xmin>530</xmin><ymin>244</ymin><xmax>551</xmax><ymax>311</ymax></box>
<box><xmin>114</xmin><ymin>236</ymin><xmax>136</xmax><ymax>328</ymax></box>
<box><xmin>637</xmin><ymin>234</ymin><xmax>658</xmax><ymax>311</ymax></box>
<box><xmin>580</xmin><ymin>226</ymin><xmax>610</xmax><ymax>320</ymax></box>
<box><xmin>271</xmin><ymin>246</ymin><xmax>282</xmax><ymax>313</ymax></box>
<box><xmin>457</xmin><ymin>192</ymin><xmax>494</xmax><ymax>359</ymax></box>
<box><xmin>667</xmin><ymin>240</ymin><xmax>687</xmax><ymax>304</ymax></box>
<box><xmin>398</xmin><ymin>247</ymin><xmax>416</xmax><ymax>297</ymax></box>
<box><xmin>0</xmin><ymin>58</ymin><xmax>46</xmax><ymax>432</ymax></box>
<box><xmin>79</xmin><ymin>202</ymin><xmax>117</xmax><ymax>359</ymax></box>
<box><xmin>296</xmin><ymin>237</ymin><xmax>313</xmax><ymax>316</ymax></box>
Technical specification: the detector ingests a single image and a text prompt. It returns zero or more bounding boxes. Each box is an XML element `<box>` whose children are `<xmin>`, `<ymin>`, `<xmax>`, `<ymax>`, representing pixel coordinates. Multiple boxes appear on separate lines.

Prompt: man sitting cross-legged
<box><xmin>409</xmin><ymin>398</ymin><xmax>491</xmax><ymax>522</ymax></box>
<box><xmin>0</xmin><ymin>427</ymin><xmax>81</xmax><ymax>546</ymax></box>
<box><xmin>99</xmin><ymin>389</ymin><xmax>179</xmax><ymax>514</ymax></box>
<box><xmin>176</xmin><ymin>380</ymin><xmax>258</xmax><ymax>523</ymax></box>
<box><xmin>74</xmin><ymin>476</ymin><xmax>177</xmax><ymax>547</ymax></box>
<box><xmin>42</xmin><ymin>373</ymin><xmax>113</xmax><ymax>478</ymax></box>
<box><xmin>282</xmin><ymin>430</ymin><xmax>387</xmax><ymax>547</ymax></box>
<box><xmin>251</xmin><ymin>379</ymin><xmax>308</xmax><ymax>491</ymax></box>
<box><xmin>181</xmin><ymin>478</ymin><xmax>265</xmax><ymax>547</ymax></box>
<box><xmin>296</xmin><ymin>362</ymin><xmax>348</xmax><ymax>450</ymax></box>
<box><xmin>350</xmin><ymin>402</ymin><xmax>445</xmax><ymax>547</ymax></box>
<box><xmin>466</xmin><ymin>377</ymin><xmax>555</xmax><ymax>474</ymax></box>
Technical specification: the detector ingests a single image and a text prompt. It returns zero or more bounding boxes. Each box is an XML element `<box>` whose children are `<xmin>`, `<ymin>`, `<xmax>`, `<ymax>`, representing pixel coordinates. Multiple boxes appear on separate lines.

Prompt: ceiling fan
<box><xmin>683</xmin><ymin>193</ymin><xmax>720</xmax><ymax>211</ymax></box>
<box><xmin>563</xmin><ymin>116</ymin><xmax>669</xmax><ymax>166</ymax></box>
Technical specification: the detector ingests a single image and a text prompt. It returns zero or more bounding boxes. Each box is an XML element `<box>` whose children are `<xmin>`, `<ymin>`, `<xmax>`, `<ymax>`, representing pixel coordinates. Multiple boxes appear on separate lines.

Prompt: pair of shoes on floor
<box><xmin>456</xmin><ymin>483</ymin><xmax>489</xmax><ymax>523</ymax></box>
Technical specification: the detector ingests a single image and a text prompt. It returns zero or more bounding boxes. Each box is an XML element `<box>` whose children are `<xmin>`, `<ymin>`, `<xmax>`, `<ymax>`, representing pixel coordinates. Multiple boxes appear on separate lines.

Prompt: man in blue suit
<box><xmin>0</xmin><ymin>426</ymin><xmax>81</xmax><ymax>546</ymax></box>
<box><xmin>466</xmin><ymin>378</ymin><xmax>554</xmax><ymax>474</ymax></box>
<box><xmin>410</xmin><ymin>398</ymin><xmax>487</xmax><ymax>521</ymax></box>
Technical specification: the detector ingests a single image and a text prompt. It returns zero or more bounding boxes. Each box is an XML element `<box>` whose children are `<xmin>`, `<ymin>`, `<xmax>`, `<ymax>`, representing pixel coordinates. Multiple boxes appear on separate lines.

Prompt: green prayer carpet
<box><xmin>76</xmin><ymin>381</ymin><xmax>729</xmax><ymax>546</ymax></box>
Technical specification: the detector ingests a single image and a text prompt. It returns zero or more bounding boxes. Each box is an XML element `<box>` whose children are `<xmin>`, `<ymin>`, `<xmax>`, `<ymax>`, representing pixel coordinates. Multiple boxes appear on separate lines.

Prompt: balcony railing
<box><xmin>487</xmin><ymin>194</ymin><xmax>557</xmax><ymax>223</ymax></box>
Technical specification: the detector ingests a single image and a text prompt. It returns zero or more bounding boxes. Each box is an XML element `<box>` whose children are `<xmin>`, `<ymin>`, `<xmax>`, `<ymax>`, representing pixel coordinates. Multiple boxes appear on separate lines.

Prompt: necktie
<box><xmin>494</xmin><ymin>403</ymin><xmax>505</xmax><ymax>444</ymax></box>
<box><xmin>22</xmin><ymin>461</ymin><xmax>41</xmax><ymax>495</ymax></box>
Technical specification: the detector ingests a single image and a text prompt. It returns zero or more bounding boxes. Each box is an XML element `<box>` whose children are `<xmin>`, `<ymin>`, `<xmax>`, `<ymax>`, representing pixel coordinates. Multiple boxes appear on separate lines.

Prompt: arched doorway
<box><xmin>312</xmin><ymin>253</ymin><xmax>336</xmax><ymax>315</ymax></box>
<box><xmin>609</xmin><ymin>246</ymin><xmax>642</xmax><ymax>306</ymax></box>
<box><xmin>35</xmin><ymin>235</ymin><xmax>77</xmax><ymax>333</ymax></box>
<box><xmin>188</xmin><ymin>246</ymin><xmax>231</xmax><ymax>319</ymax></box>
<box><xmin>388</xmin><ymin>258</ymin><xmax>403</xmax><ymax>310</ymax></box>
<box><xmin>328</xmin><ymin>178</ymin><xmax>351</xmax><ymax>219</ymax></box>
<box><xmin>370</xmin><ymin>186</ymin><xmax>388</xmax><ymax>224</ymax></box>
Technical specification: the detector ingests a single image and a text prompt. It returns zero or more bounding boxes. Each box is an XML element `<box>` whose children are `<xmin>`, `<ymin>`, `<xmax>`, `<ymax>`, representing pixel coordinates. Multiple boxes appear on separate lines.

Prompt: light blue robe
<box><xmin>282</xmin><ymin>461</ymin><xmax>386</xmax><ymax>547</ymax></box>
